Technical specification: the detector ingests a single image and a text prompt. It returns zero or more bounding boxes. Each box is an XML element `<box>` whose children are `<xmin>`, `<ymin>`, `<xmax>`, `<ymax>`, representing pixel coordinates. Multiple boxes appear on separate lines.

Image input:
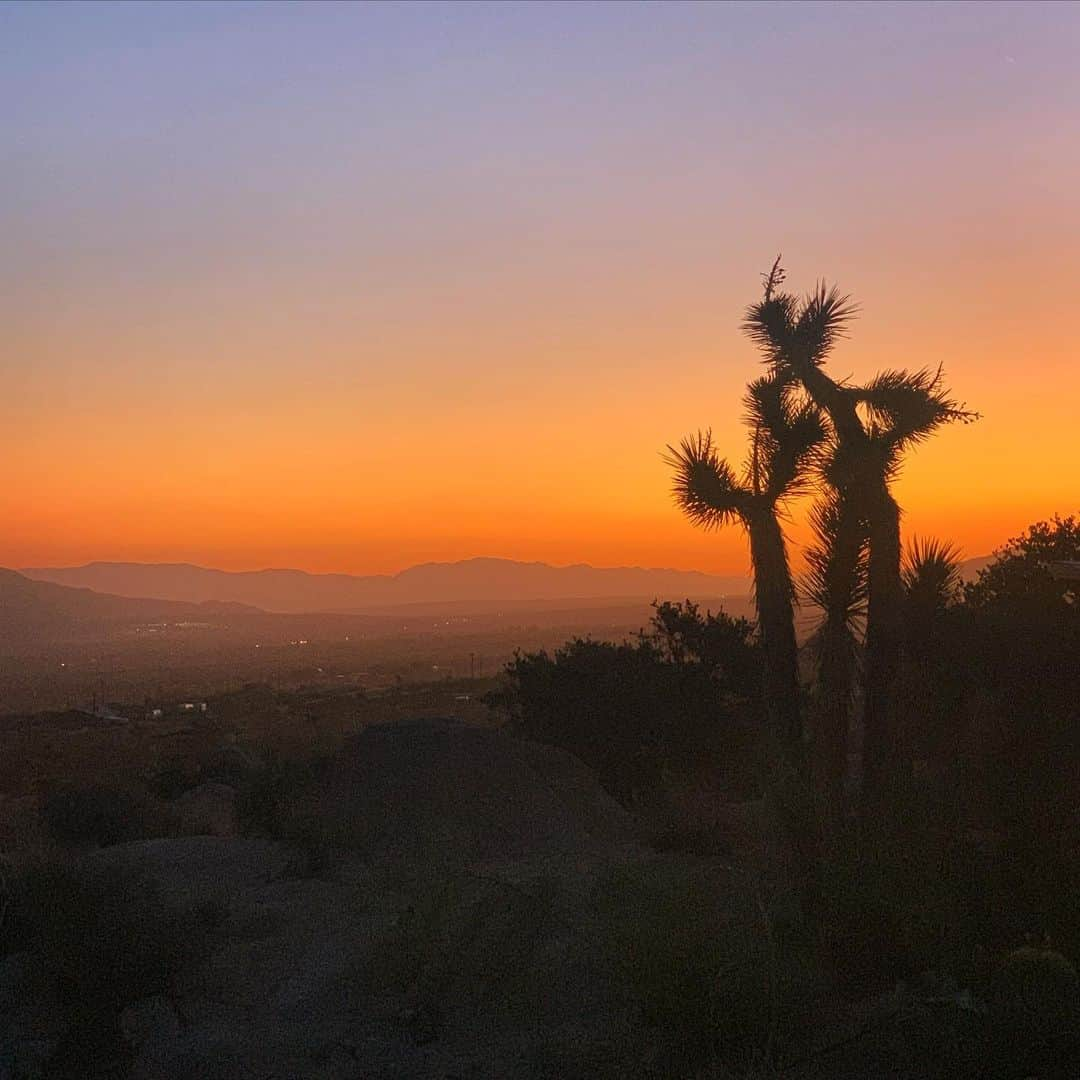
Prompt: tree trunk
<box><xmin>813</xmin><ymin>498</ymin><xmax>865</xmax><ymax>825</ymax></box>
<box><xmin>748</xmin><ymin>509</ymin><xmax>823</xmax><ymax>924</ymax></box>
<box><xmin>747</xmin><ymin>510</ymin><xmax>802</xmax><ymax>752</ymax></box>
<box><xmin>862</xmin><ymin>486</ymin><xmax>903</xmax><ymax>823</ymax></box>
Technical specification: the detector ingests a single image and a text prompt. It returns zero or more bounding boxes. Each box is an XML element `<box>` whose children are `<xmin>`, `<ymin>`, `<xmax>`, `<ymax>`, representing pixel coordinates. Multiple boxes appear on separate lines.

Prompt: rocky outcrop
<box><xmin>3</xmin><ymin>725</ymin><xmax>659</xmax><ymax>1078</ymax></box>
<box><xmin>317</xmin><ymin>718</ymin><xmax>638</xmax><ymax>867</ymax></box>
<box><xmin>174</xmin><ymin>782</ymin><xmax>239</xmax><ymax>838</ymax></box>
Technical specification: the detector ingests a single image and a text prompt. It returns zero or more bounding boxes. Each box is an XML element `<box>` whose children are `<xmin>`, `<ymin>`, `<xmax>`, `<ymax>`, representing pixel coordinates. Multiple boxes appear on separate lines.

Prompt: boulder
<box><xmin>318</xmin><ymin>718</ymin><xmax>637</xmax><ymax>867</ymax></box>
<box><xmin>0</xmin><ymin>954</ymin><xmax>28</xmax><ymax>1012</ymax></box>
<box><xmin>120</xmin><ymin>995</ymin><xmax>181</xmax><ymax>1052</ymax></box>
<box><xmin>175</xmin><ymin>782</ymin><xmax>238</xmax><ymax>838</ymax></box>
<box><xmin>18</xmin><ymin>725</ymin><xmax>697</xmax><ymax>1078</ymax></box>
<box><xmin>81</xmin><ymin>835</ymin><xmax>288</xmax><ymax>907</ymax></box>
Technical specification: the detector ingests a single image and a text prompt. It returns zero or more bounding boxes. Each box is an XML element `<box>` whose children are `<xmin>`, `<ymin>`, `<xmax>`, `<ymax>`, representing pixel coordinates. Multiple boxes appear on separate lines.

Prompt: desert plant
<box><xmin>1</xmin><ymin>857</ymin><xmax>225</xmax><ymax>1076</ymax></box>
<box><xmin>666</xmin><ymin>370</ymin><xmax>825</xmax><ymax>763</ymax></box>
<box><xmin>903</xmin><ymin>537</ymin><xmax>963</xmax><ymax>629</ymax></box>
<box><xmin>800</xmin><ymin>490</ymin><xmax>868</xmax><ymax>820</ymax></box>
<box><xmin>1</xmin><ymin>859</ymin><xmax>223</xmax><ymax>1007</ymax></box>
<box><xmin>40</xmin><ymin>783</ymin><xmax>146</xmax><ymax>848</ymax></box>
<box><xmin>985</xmin><ymin>946</ymin><xmax>1080</xmax><ymax>1077</ymax></box>
<box><xmin>592</xmin><ymin>858</ymin><xmax>822</xmax><ymax>1072</ymax></box>
<box><xmin>744</xmin><ymin>260</ymin><xmax>976</xmax><ymax>820</ymax></box>
<box><xmin>497</xmin><ymin>636</ymin><xmax>757</xmax><ymax>804</ymax></box>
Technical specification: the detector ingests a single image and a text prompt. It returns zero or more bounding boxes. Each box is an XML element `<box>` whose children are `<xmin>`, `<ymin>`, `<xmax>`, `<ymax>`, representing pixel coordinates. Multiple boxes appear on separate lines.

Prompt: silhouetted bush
<box><xmin>231</xmin><ymin>750</ymin><xmax>342</xmax><ymax>876</ymax></box>
<box><xmin>489</xmin><ymin>601</ymin><xmax>762</xmax><ymax>805</ymax></box>
<box><xmin>235</xmin><ymin>751</ymin><xmax>322</xmax><ymax>838</ymax></box>
<box><xmin>984</xmin><ymin>946</ymin><xmax>1080</xmax><ymax>1078</ymax></box>
<box><xmin>148</xmin><ymin>755</ymin><xmax>199</xmax><ymax>800</ymax></box>
<box><xmin>909</xmin><ymin>517</ymin><xmax>1080</xmax><ymax>965</ymax></box>
<box><xmin>592</xmin><ymin>857</ymin><xmax>821</xmax><ymax>1072</ymax></box>
<box><xmin>1</xmin><ymin>859</ymin><xmax>223</xmax><ymax>1007</ymax></box>
<box><xmin>40</xmin><ymin>784</ymin><xmax>146</xmax><ymax>848</ymax></box>
<box><xmin>148</xmin><ymin>732</ymin><xmax>258</xmax><ymax>802</ymax></box>
<box><xmin>0</xmin><ymin>857</ymin><xmax>225</xmax><ymax>1076</ymax></box>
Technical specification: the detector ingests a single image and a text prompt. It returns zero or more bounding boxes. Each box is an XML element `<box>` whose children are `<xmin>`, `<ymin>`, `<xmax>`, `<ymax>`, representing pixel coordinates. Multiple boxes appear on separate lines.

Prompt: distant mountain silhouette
<box><xmin>20</xmin><ymin>558</ymin><xmax>752</xmax><ymax>615</ymax></box>
<box><xmin>958</xmin><ymin>554</ymin><xmax>993</xmax><ymax>582</ymax></box>
<box><xmin>0</xmin><ymin>567</ymin><xmax>259</xmax><ymax>645</ymax></box>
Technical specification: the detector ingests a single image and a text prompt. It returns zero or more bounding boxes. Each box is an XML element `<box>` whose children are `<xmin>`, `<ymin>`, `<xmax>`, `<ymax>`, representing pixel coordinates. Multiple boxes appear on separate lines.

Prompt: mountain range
<box><xmin>20</xmin><ymin>558</ymin><xmax>753</xmax><ymax>615</ymax></box>
<box><xmin>0</xmin><ymin>567</ymin><xmax>257</xmax><ymax>645</ymax></box>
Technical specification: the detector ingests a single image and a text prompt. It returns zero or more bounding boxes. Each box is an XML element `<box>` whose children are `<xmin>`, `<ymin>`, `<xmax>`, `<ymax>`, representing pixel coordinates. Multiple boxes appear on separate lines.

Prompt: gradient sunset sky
<box><xmin>3</xmin><ymin>1</ymin><xmax>1078</xmax><ymax>576</ymax></box>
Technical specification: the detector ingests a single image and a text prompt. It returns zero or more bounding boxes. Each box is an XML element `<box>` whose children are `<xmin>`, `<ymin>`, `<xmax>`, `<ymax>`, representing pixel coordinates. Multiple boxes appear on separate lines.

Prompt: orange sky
<box><xmin>3</xmin><ymin>3</ymin><xmax>1077</xmax><ymax>575</ymax></box>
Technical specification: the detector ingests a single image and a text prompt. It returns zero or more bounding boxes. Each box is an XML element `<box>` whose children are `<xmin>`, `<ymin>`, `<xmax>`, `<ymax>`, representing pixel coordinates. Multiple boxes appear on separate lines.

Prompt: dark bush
<box><xmin>148</xmin><ymin>755</ymin><xmax>199</xmax><ymax>800</ymax></box>
<box><xmin>487</xmin><ymin>601</ymin><xmax>763</xmax><ymax>805</ymax></box>
<box><xmin>0</xmin><ymin>857</ymin><xmax>224</xmax><ymax>1077</ymax></box>
<box><xmin>0</xmin><ymin>859</ymin><xmax>222</xmax><ymax>1010</ymax></box>
<box><xmin>983</xmin><ymin>946</ymin><xmax>1080</xmax><ymax>1078</ymax></box>
<box><xmin>592</xmin><ymin>858</ymin><xmax>822</xmax><ymax>1072</ymax></box>
<box><xmin>236</xmin><ymin>753</ymin><xmax>306</xmax><ymax>836</ymax></box>
<box><xmin>40</xmin><ymin>784</ymin><xmax>145</xmax><ymax>848</ymax></box>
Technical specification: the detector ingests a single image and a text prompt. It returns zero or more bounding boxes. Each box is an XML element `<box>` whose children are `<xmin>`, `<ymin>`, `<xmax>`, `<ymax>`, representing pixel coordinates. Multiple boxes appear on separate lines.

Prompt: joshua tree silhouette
<box><xmin>742</xmin><ymin>259</ymin><xmax>976</xmax><ymax>818</ymax></box>
<box><xmin>666</xmin><ymin>370</ymin><xmax>825</xmax><ymax>762</ymax></box>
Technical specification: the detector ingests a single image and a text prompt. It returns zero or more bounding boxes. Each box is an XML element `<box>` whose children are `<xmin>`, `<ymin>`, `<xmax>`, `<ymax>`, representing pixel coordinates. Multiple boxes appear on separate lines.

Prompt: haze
<box><xmin>3</xmin><ymin>0</ymin><xmax>1078</xmax><ymax>575</ymax></box>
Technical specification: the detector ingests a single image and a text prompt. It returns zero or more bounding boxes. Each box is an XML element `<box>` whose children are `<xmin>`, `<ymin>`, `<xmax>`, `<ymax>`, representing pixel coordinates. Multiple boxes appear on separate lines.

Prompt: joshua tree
<box><xmin>666</xmin><ymin>371</ymin><xmax>825</xmax><ymax>761</ymax></box>
<box><xmin>902</xmin><ymin>536</ymin><xmax>963</xmax><ymax>652</ymax></box>
<box><xmin>667</xmin><ymin>373</ymin><xmax>826</xmax><ymax>921</ymax></box>
<box><xmin>800</xmin><ymin>485</ymin><xmax>868</xmax><ymax>820</ymax></box>
<box><xmin>744</xmin><ymin>260</ymin><xmax>976</xmax><ymax>818</ymax></box>
<box><xmin>847</xmin><ymin>369</ymin><xmax>976</xmax><ymax>812</ymax></box>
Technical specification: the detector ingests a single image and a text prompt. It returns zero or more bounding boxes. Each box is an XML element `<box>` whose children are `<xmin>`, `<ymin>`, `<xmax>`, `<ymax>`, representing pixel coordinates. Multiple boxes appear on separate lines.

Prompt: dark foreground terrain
<box><xmin>2</xmin><ymin>708</ymin><xmax>1075</xmax><ymax>1079</ymax></box>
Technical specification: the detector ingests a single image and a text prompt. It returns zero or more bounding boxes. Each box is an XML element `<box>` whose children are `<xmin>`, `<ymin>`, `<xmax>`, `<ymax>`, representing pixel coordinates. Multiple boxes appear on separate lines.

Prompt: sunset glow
<box><xmin>4</xmin><ymin>1</ymin><xmax>1077</xmax><ymax>574</ymax></box>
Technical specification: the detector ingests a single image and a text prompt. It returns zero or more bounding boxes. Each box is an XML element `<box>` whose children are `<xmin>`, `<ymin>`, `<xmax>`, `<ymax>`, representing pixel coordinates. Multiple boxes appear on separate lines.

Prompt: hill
<box><xmin>0</xmin><ymin>567</ymin><xmax>259</xmax><ymax>646</ymax></box>
<box><xmin>21</xmin><ymin>557</ymin><xmax>752</xmax><ymax>615</ymax></box>
<box><xmin>958</xmin><ymin>554</ymin><xmax>993</xmax><ymax>582</ymax></box>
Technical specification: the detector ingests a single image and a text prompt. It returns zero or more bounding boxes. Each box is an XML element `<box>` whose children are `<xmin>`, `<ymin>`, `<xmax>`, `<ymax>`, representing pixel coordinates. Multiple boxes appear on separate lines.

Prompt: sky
<box><xmin>3</xmin><ymin>0</ymin><xmax>1078</xmax><ymax>575</ymax></box>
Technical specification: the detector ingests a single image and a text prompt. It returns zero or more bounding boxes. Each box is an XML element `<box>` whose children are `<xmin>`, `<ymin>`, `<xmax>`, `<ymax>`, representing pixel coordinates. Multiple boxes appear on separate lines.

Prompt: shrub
<box><xmin>39</xmin><ymin>784</ymin><xmax>146</xmax><ymax>848</ymax></box>
<box><xmin>0</xmin><ymin>856</ymin><xmax>225</xmax><ymax>1076</ymax></box>
<box><xmin>2</xmin><ymin>858</ymin><xmax>225</xmax><ymax>1076</ymax></box>
<box><xmin>591</xmin><ymin>858</ymin><xmax>820</xmax><ymax>1072</ymax></box>
<box><xmin>984</xmin><ymin>946</ymin><xmax>1080</xmax><ymax>1076</ymax></box>
<box><xmin>0</xmin><ymin>859</ymin><xmax>223</xmax><ymax>1012</ymax></box>
<box><xmin>489</xmin><ymin>601</ymin><xmax>762</xmax><ymax>805</ymax></box>
<box><xmin>235</xmin><ymin>752</ymin><xmax>322</xmax><ymax>839</ymax></box>
<box><xmin>148</xmin><ymin>756</ymin><xmax>200</xmax><ymax>800</ymax></box>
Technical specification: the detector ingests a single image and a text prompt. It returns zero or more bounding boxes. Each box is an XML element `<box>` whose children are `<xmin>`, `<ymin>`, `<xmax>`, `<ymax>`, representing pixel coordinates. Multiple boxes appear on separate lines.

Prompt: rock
<box><xmin>81</xmin><ymin>836</ymin><xmax>288</xmax><ymax>907</ymax></box>
<box><xmin>175</xmin><ymin>782</ymin><xmax>239</xmax><ymax>838</ymax></box>
<box><xmin>20</xmin><ymin>726</ymin><xmax>698</xmax><ymax>1078</ymax></box>
<box><xmin>0</xmin><ymin>954</ymin><xmax>28</xmax><ymax>1010</ymax></box>
<box><xmin>991</xmin><ymin>946</ymin><xmax>1080</xmax><ymax>1034</ymax></box>
<box><xmin>8</xmin><ymin>1036</ymin><xmax>56</xmax><ymax>1080</ymax></box>
<box><xmin>319</xmin><ymin>718</ymin><xmax>637</xmax><ymax>867</ymax></box>
<box><xmin>120</xmin><ymin>996</ymin><xmax>180</xmax><ymax>1051</ymax></box>
<box><xmin>201</xmin><ymin>745</ymin><xmax>262</xmax><ymax>786</ymax></box>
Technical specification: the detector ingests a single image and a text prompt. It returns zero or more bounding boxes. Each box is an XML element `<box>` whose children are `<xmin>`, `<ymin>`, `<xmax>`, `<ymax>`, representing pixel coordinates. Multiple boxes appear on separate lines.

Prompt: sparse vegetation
<box><xmin>1</xmin><ymin>255</ymin><xmax>1076</xmax><ymax>1076</ymax></box>
<box><xmin>0</xmin><ymin>857</ymin><xmax>226</xmax><ymax>1077</ymax></box>
<box><xmin>490</xmin><ymin>601</ymin><xmax>762</xmax><ymax>805</ymax></box>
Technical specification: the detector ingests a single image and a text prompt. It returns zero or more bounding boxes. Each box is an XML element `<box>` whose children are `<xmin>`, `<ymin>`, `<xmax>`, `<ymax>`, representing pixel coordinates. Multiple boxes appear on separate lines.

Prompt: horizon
<box><xmin>3</xmin><ymin>6</ymin><xmax>1079</xmax><ymax>1073</ymax></box>
<box><xmin>5</xmin><ymin>1</ymin><xmax>1079</xmax><ymax>575</ymax></box>
<box><xmin>17</xmin><ymin>548</ymin><xmax>1002</xmax><ymax>582</ymax></box>
<box><xmin>16</xmin><ymin>554</ymin><xmax>745</xmax><ymax>576</ymax></box>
